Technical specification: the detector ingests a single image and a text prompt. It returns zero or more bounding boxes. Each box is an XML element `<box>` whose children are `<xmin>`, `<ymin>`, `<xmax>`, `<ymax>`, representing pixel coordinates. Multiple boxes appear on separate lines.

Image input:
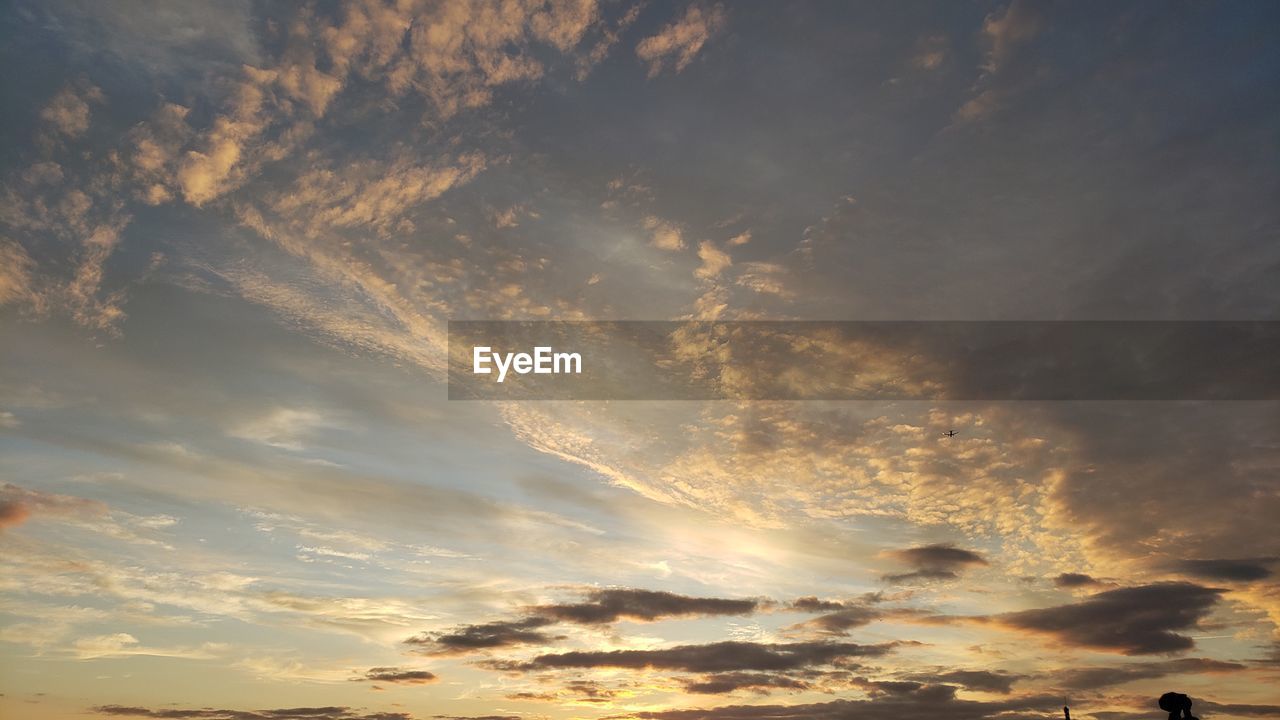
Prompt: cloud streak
<box><xmin>491</xmin><ymin>640</ymin><xmax>903</xmax><ymax>673</ymax></box>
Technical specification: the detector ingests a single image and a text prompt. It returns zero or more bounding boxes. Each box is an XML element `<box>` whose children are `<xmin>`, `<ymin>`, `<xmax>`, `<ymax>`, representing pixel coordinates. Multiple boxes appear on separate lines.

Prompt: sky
<box><xmin>1</xmin><ymin>1</ymin><xmax>1279</xmax><ymax>719</ymax></box>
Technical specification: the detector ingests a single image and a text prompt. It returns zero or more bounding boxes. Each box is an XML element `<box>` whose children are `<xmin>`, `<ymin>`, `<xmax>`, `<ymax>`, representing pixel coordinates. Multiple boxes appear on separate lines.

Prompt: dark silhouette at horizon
<box><xmin>1160</xmin><ymin>692</ymin><xmax>1199</xmax><ymax>720</ymax></box>
<box><xmin>1063</xmin><ymin>693</ymin><xmax>1200</xmax><ymax>720</ymax></box>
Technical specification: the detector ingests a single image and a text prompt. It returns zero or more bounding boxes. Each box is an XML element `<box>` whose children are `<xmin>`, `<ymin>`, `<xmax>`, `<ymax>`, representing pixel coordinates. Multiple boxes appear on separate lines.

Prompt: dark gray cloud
<box><xmin>93</xmin><ymin>707</ymin><xmax>411</xmax><ymax>720</ymax></box>
<box><xmin>624</xmin><ymin>689</ymin><xmax>1064</xmax><ymax>720</ymax></box>
<box><xmin>993</xmin><ymin>582</ymin><xmax>1224</xmax><ymax>655</ymax></box>
<box><xmin>883</xmin><ymin>544</ymin><xmax>988</xmax><ymax>583</ymax></box>
<box><xmin>859</xmin><ymin>681</ymin><xmax>958</xmax><ymax>701</ymax></box>
<box><xmin>1173</xmin><ymin>558</ymin><xmax>1277</xmax><ymax>583</ymax></box>
<box><xmin>674</xmin><ymin>669</ymin><xmax>1021</xmax><ymax>697</ymax></box>
<box><xmin>1053</xmin><ymin>573</ymin><xmax>1104</xmax><ymax>588</ymax></box>
<box><xmin>902</xmin><ymin>670</ymin><xmax>1023</xmax><ymax>694</ymax></box>
<box><xmin>1035</xmin><ymin>404</ymin><xmax>1280</xmax><ymax>574</ymax></box>
<box><xmin>404</xmin><ymin>588</ymin><xmax>761</xmax><ymax>655</ymax></box>
<box><xmin>790</xmin><ymin>596</ymin><xmax>850</xmax><ymax>612</ymax></box>
<box><xmin>506</xmin><ymin>679</ymin><xmax>623</xmax><ymax>703</ymax></box>
<box><xmin>795</xmin><ymin>606</ymin><xmax>884</xmax><ymax>636</ymax></box>
<box><xmin>404</xmin><ymin>617</ymin><xmax>559</xmax><ymax>655</ymax></box>
<box><xmin>356</xmin><ymin>667</ymin><xmax>437</xmax><ymax>685</ymax></box>
<box><xmin>1197</xmin><ymin>701</ymin><xmax>1280</xmax><ymax>717</ymax></box>
<box><xmin>1053</xmin><ymin>658</ymin><xmax>1245</xmax><ymax>690</ymax></box>
<box><xmin>680</xmin><ymin>672</ymin><xmax>811</xmax><ymax>695</ymax></box>
<box><xmin>492</xmin><ymin>640</ymin><xmax>903</xmax><ymax>673</ymax></box>
<box><xmin>533</xmin><ymin>588</ymin><xmax>759</xmax><ymax>624</ymax></box>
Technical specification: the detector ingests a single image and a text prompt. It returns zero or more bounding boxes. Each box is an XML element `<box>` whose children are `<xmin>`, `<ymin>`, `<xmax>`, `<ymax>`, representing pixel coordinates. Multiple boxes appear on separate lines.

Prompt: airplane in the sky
<box><xmin>943</xmin><ymin>430</ymin><xmax>959</xmax><ymax>438</ymax></box>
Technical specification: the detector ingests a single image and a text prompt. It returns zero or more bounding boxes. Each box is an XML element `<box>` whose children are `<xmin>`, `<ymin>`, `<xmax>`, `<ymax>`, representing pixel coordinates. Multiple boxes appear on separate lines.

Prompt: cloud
<box><xmin>507</xmin><ymin>678</ymin><xmax>626</xmax><ymax>703</ymax></box>
<box><xmin>0</xmin><ymin>498</ymin><xmax>32</xmax><ymax>530</ymax></box>
<box><xmin>0</xmin><ymin>483</ymin><xmax>176</xmax><ymax>545</ymax></box>
<box><xmin>910</xmin><ymin>35</ymin><xmax>948</xmax><ymax>71</ymax></box>
<box><xmin>643</xmin><ymin>215</ymin><xmax>685</xmax><ymax>250</ymax></box>
<box><xmin>789</xmin><ymin>606</ymin><xmax>885</xmax><ymax>637</ymax></box>
<box><xmin>1</xmin><ymin>159</ymin><xmax>133</xmax><ymax>332</ymax></box>
<box><xmin>979</xmin><ymin>0</ymin><xmax>1040</xmax><ymax>74</ymax></box>
<box><xmin>0</xmin><ymin>483</ymin><xmax>102</xmax><ymax>525</ymax></box>
<box><xmin>883</xmin><ymin>544</ymin><xmax>988</xmax><ymax>583</ymax></box>
<box><xmin>1053</xmin><ymin>573</ymin><xmax>1105</xmax><ymax>588</ymax></box>
<box><xmin>404</xmin><ymin>588</ymin><xmax>760</xmax><ymax>656</ymax></box>
<box><xmin>696</xmin><ymin>240</ymin><xmax>733</xmax><ymax>279</ymax></box>
<box><xmin>1197</xmin><ymin>701</ymin><xmax>1280</xmax><ymax>718</ymax></box>
<box><xmin>790</xmin><ymin>597</ymin><xmax>851</xmax><ymax>613</ymax></box>
<box><xmin>734</xmin><ymin>262</ymin><xmax>794</xmax><ymax>299</ymax></box>
<box><xmin>622</xmin><ymin>688</ymin><xmax>1062</xmax><ymax>720</ymax></box>
<box><xmin>1053</xmin><ymin>658</ymin><xmax>1246</xmax><ymax>690</ymax></box>
<box><xmin>901</xmin><ymin>670</ymin><xmax>1022</xmax><ymax>694</ymax></box>
<box><xmin>93</xmin><ymin>706</ymin><xmax>412</xmax><ymax>720</ymax></box>
<box><xmin>175</xmin><ymin>67</ymin><xmax>276</xmax><ymax>206</ymax></box>
<box><xmin>72</xmin><ymin>632</ymin><xmax>224</xmax><ymax>660</ymax></box>
<box><xmin>116</xmin><ymin>0</ymin><xmax>608</xmax><ymax>209</ymax></box>
<box><xmin>22</xmin><ymin>1</ymin><xmax>261</xmax><ymax>78</ymax></box>
<box><xmin>0</xmin><ymin>239</ymin><xmax>39</xmax><ymax>309</ymax></box>
<box><xmin>404</xmin><ymin>616</ymin><xmax>560</xmax><ymax>655</ymax></box>
<box><xmin>533</xmin><ymin>588</ymin><xmax>759</xmax><ymax>624</ymax></box>
<box><xmin>681</xmin><ymin>672</ymin><xmax>810</xmax><ymax>694</ymax></box>
<box><xmin>1173</xmin><ymin>558</ymin><xmax>1277</xmax><ymax>583</ymax></box>
<box><xmin>39</xmin><ymin>82</ymin><xmax>104</xmax><ymax>139</ymax></box>
<box><xmin>228</xmin><ymin>407</ymin><xmax>333</xmax><ymax>450</ymax></box>
<box><xmin>492</xmin><ymin>640</ymin><xmax>901</xmax><ymax>673</ymax></box>
<box><xmin>264</xmin><ymin>153</ymin><xmax>487</xmax><ymax>239</ymax></box>
<box><xmin>356</xmin><ymin>667</ymin><xmax>438</xmax><ymax>685</ymax></box>
<box><xmin>992</xmin><ymin>582</ymin><xmax>1224</xmax><ymax>655</ymax></box>
<box><xmin>4</xmin><ymin>5</ymin><xmax>1278</xmax><ymax>715</ymax></box>
<box><xmin>635</xmin><ymin>3</ymin><xmax>727</xmax><ymax>78</ymax></box>
<box><xmin>954</xmin><ymin>0</ymin><xmax>1041</xmax><ymax>122</ymax></box>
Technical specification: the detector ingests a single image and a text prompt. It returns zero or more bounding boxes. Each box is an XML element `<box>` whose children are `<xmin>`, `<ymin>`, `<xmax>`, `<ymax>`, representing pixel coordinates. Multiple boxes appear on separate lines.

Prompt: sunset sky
<box><xmin>2</xmin><ymin>2</ymin><xmax>1279</xmax><ymax>720</ymax></box>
